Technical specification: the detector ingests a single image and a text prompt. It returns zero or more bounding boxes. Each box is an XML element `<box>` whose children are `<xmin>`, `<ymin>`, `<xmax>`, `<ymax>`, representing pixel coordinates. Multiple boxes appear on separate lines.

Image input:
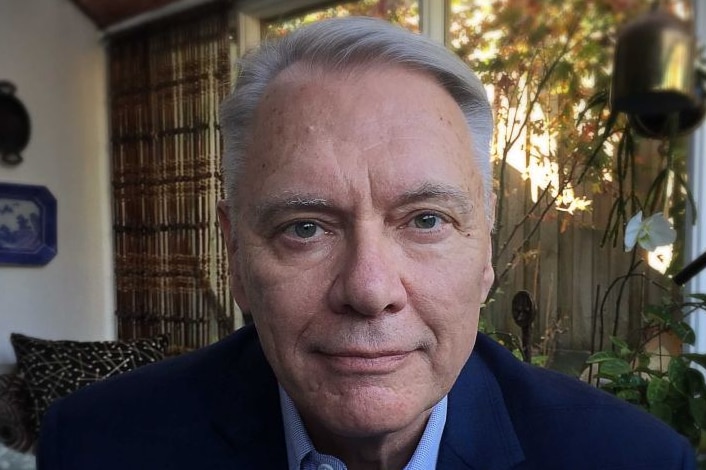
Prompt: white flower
<box><xmin>624</xmin><ymin>211</ymin><xmax>677</xmax><ymax>252</ymax></box>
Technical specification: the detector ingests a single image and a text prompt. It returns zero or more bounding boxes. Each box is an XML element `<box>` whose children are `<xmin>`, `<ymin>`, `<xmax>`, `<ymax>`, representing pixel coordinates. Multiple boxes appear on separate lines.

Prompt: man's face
<box><xmin>220</xmin><ymin>64</ymin><xmax>494</xmax><ymax>443</ymax></box>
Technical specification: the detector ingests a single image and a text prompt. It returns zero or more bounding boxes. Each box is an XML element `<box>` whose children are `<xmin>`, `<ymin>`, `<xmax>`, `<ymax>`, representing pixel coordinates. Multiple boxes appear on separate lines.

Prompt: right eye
<box><xmin>283</xmin><ymin>221</ymin><xmax>326</xmax><ymax>239</ymax></box>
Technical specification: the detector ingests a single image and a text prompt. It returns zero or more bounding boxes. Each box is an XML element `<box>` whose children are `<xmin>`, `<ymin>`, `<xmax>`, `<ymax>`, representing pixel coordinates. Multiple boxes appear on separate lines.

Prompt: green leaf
<box><xmin>637</xmin><ymin>353</ymin><xmax>652</xmax><ymax>371</ymax></box>
<box><xmin>617</xmin><ymin>389</ymin><xmax>642</xmax><ymax>403</ymax></box>
<box><xmin>619</xmin><ymin>373</ymin><xmax>647</xmax><ymax>389</ymax></box>
<box><xmin>644</xmin><ymin>304</ymin><xmax>670</xmax><ymax>325</ymax></box>
<box><xmin>598</xmin><ymin>358</ymin><xmax>633</xmax><ymax>379</ymax></box>
<box><xmin>531</xmin><ymin>355</ymin><xmax>548</xmax><ymax>367</ymax></box>
<box><xmin>586</xmin><ymin>351</ymin><xmax>618</xmax><ymax>363</ymax></box>
<box><xmin>686</xmin><ymin>369</ymin><xmax>706</xmax><ymax>396</ymax></box>
<box><xmin>610</xmin><ymin>336</ymin><xmax>629</xmax><ymax>350</ymax></box>
<box><xmin>610</xmin><ymin>336</ymin><xmax>632</xmax><ymax>357</ymax></box>
<box><xmin>684</xmin><ymin>353</ymin><xmax>706</xmax><ymax>370</ymax></box>
<box><xmin>650</xmin><ymin>401</ymin><xmax>673</xmax><ymax>425</ymax></box>
<box><xmin>670</xmin><ymin>322</ymin><xmax>696</xmax><ymax>345</ymax></box>
<box><xmin>690</xmin><ymin>397</ymin><xmax>706</xmax><ymax>429</ymax></box>
<box><xmin>647</xmin><ymin>377</ymin><xmax>670</xmax><ymax>404</ymax></box>
<box><xmin>669</xmin><ymin>358</ymin><xmax>689</xmax><ymax>394</ymax></box>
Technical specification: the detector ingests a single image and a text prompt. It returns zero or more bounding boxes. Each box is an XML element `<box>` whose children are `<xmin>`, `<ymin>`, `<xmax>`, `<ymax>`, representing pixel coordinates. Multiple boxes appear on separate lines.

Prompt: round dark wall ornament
<box><xmin>0</xmin><ymin>81</ymin><xmax>31</xmax><ymax>166</ymax></box>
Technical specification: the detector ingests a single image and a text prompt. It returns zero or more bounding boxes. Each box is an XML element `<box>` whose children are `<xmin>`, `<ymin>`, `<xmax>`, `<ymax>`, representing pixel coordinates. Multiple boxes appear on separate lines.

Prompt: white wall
<box><xmin>687</xmin><ymin>126</ymin><xmax>706</xmax><ymax>353</ymax></box>
<box><xmin>687</xmin><ymin>1</ymin><xmax>706</xmax><ymax>355</ymax></box>
<box><xmin>0</xmin><ymin>0</ymin><xmax>113</xmax><ymax>371</ymax></box>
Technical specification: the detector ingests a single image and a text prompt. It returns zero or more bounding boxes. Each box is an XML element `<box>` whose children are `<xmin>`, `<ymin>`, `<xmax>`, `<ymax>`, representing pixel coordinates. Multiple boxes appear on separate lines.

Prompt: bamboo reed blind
<box><xmin>108</xmin><ymin>5</ymin><xmax>240</xmax><ymax>351</ymax></box>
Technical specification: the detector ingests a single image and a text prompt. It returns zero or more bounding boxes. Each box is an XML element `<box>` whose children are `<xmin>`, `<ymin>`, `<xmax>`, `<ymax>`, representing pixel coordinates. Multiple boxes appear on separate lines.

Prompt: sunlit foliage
<box><xmin>265</xmin><ymin>0</ymin><xmax>419</xmax><ymax>36</ymax></box>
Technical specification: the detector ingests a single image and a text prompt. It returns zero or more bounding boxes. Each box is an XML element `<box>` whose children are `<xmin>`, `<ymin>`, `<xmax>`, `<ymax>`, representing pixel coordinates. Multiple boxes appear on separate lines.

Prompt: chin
<box><xmin>310</xmin><ymin>385</ymin><xmax>436</xmax><ymax>438</ymax></box>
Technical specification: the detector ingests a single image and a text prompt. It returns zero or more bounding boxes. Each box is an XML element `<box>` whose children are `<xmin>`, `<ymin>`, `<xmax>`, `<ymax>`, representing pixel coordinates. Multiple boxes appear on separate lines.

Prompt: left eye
<box><xmin>411</xmin><ymin>213</ymin><xmax>444</xmax><ymax>230</ymax></box>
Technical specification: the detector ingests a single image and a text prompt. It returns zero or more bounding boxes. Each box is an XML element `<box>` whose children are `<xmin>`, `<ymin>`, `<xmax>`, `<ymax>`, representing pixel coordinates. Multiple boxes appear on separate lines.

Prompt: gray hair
<box><xmin>220</xmin><ymin>16</ymin><xmax>494</xmax><ymax>219</ymax></box>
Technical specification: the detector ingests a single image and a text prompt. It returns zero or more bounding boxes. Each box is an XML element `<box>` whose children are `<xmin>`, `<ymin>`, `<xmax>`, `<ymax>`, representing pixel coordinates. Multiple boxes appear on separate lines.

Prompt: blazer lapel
<box><xmin>206</xmin><ymin>326</ymin><xmax>289</xmax><ymax>468</ymax></box>
<box><xmin>438</xmin><ymin>334</ymin><xmax>525</xmax><ymax>470</ymax></box>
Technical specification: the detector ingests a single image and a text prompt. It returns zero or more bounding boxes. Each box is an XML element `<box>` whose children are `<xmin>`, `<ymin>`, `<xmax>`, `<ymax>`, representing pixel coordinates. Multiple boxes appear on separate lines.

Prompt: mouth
<box><xmin>316</xmin><ymin>350</ymin><xmax>414</xmax><ymax>375</ymax></box>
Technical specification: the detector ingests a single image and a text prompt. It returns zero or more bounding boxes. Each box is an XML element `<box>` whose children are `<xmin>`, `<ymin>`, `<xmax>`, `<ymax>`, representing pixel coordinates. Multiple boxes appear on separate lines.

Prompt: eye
<box><xmin>283</xmin><ymin>221</ymin><xmax>325</xmax><ymax>239</ymax></box>
<box><xmin>411</xmin><ymin>213</ymin><xmax>445</xmax><ymax>230</ymax></box>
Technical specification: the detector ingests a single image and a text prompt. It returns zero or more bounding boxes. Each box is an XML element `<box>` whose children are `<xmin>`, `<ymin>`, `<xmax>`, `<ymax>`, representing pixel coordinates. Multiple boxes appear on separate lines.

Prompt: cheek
<box><xmin>409</xmin><ymin>243</ymin><xmax>487</xmax><ymax>345</ymax></box>
<box><xmin>411</xmin><ymin>241</ymin><xmax>489</xmax><ymax>306</ymax></box>
<box><xmin>237</xmin><ymin>245</ymin><xmax>327</xmax><ymax>347</ymax></box>
<box><xmin>242</xmin><ymin>251</ymin><xmax>326</xmax><ymax>310</ymax></box>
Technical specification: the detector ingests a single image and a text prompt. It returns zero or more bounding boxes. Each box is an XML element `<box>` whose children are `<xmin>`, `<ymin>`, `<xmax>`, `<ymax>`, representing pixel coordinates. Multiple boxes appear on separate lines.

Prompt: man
<box><xmin>38</xmin><ymin>16</ymin><xmax>695</xmax><ymax>470</ymax></box>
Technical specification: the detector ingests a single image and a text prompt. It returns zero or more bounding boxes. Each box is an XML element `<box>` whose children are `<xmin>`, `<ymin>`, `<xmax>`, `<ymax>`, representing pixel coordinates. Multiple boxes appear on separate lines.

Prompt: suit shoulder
<box><xmin>474</xmin><ymin>333</ymin><xmax>638</xmax><ymax>409</ymax></box>
<box><xmin>37</xmin><ymin>325</ymin><xmax>285</xmax><ymax>469</ymax></box>
<box><xmin>471</xmin><ymin>334</ymin><xmax>696</xmax><ymax>469</ymax></box>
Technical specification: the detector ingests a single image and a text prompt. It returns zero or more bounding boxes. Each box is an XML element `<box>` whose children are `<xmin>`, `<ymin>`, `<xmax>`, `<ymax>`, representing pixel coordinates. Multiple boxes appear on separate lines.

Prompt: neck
<box><xmin>303</xmin><ymin>410</ymin><xmax>431</xmax><ymax>470</ymax></box>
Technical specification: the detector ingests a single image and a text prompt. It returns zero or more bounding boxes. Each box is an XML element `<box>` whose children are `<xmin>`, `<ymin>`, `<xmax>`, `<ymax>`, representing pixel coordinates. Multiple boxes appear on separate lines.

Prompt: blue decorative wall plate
<box><xmin>0</xmin><ymin>183</ymin><xmax>57</xmax><ymax>266</ymax></box>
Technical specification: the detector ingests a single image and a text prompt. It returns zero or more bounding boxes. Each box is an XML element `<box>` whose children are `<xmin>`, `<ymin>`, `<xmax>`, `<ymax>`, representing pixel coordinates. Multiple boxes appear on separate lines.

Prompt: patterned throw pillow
<box><xmin>10</xmin><ymin>333</ymin><xmax>169</xmax><ymax>433</ymax></box>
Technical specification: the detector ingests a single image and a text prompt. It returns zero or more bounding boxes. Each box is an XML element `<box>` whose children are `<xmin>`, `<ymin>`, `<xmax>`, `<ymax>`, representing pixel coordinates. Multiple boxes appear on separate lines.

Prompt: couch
<box><xmin>0</xmin><ymin>333</ymin><xmax>169</xmax><ymax>457</ymax></box>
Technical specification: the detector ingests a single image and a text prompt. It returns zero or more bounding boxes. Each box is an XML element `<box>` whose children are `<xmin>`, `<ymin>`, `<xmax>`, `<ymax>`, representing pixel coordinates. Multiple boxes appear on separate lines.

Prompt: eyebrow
<box><xmin>253</xmin><ymin>193</ymin><xmax>334</xmax><ymax>227</ymax></box>
<box><xmin>394</xmin><ymin>182</ymin><xmax>475</xmax><ymax>215</ymax></box>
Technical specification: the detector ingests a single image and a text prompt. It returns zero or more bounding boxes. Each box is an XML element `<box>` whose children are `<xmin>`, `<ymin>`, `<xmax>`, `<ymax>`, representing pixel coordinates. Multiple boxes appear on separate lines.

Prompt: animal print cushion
<box><xmin>0</xmin><ymin>373</ymin><xmax>34</xmax><ymax>453</ymax></box>
<box><xmin>11</xmin><ymin>333</ymin><xmax>168</xmax><ymax>433</ymax></box>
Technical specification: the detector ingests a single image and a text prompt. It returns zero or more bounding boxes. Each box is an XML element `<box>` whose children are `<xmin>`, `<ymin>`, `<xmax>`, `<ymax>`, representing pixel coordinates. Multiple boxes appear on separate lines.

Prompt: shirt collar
<box><xmin>279</xmin><ymin>386</ymin><xmax>313</xmax><ymax>470</ymax></box>
<box><xmin>279</xmin><ymin>386</ymin><xmax>448</xmax><ymax>470</ymax></box>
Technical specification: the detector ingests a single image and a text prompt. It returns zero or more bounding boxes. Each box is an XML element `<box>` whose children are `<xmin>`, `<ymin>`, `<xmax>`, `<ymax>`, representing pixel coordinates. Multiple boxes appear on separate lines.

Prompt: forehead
<box><xmin>238</xmin><ymin>62</ymin><xmax>482</xmax><ymax>213</ymax></box>
<box><xmin>254</xmin><ymin>61</ymin><xmax>467</xmax><ymax>139</ymax></box>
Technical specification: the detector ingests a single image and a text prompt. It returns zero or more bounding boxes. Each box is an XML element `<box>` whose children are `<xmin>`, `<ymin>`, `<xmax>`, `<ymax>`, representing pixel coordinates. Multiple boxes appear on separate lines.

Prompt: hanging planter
<box><xmin>610</xmin><ymin>6</ymin><xmax>705</xmax><ymax>138</ymax></box>
<box><xmin>0</xmin><ymin>81</ymin><xmax>31</xmax><ymax>166</ymax></box>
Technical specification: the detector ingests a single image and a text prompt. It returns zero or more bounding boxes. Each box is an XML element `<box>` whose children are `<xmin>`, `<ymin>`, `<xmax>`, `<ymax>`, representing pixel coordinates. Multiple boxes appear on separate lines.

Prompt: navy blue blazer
<box><xmin>37</xmin><ymin>325</ymin><xmax>695</xmax><ymax>469</ymax></box>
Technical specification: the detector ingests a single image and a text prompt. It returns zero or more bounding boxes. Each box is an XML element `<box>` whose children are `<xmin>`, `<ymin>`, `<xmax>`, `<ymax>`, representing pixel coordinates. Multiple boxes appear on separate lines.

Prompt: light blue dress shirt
<box><xmin>279</xmin><ymin>386</ymin><xmax>448</xmax><ymax>470</ymax></box>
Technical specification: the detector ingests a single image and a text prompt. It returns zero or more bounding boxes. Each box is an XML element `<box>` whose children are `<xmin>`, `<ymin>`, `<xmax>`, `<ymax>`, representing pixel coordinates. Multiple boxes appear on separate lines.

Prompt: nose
<box><xmin>328</xmin><ymin>229</ymin><xmax>408</xmax><ymax>317</ymax></box>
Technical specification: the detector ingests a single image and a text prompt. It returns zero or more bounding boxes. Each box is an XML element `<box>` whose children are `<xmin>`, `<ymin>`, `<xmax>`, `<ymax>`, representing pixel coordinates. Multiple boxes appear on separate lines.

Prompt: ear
<box><xmin>481</xmin><ymin>246</ymin><xmax>495</xmax><ymax>302</ymax></box>
<box><xmin>486</xmin><ymin>191</ymin><xmax>497</xmax><ymax>232</ymax></box>
<box><xmin>481</xmin><ymin>192</ymin><xmax>496</xmax><ymax>301</ymax></box>
<box><xmin>217</xmin><ymin>200</ymin><xmax>251</xmax><ymax>312</ymax></box>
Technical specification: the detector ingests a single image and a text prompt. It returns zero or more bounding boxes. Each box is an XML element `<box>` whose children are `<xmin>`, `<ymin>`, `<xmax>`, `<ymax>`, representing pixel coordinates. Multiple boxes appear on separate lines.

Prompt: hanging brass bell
<box><xmin>611</xmin><ymin>9</ymin><xmax>705</xmax><ymax>138</ymax></box>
